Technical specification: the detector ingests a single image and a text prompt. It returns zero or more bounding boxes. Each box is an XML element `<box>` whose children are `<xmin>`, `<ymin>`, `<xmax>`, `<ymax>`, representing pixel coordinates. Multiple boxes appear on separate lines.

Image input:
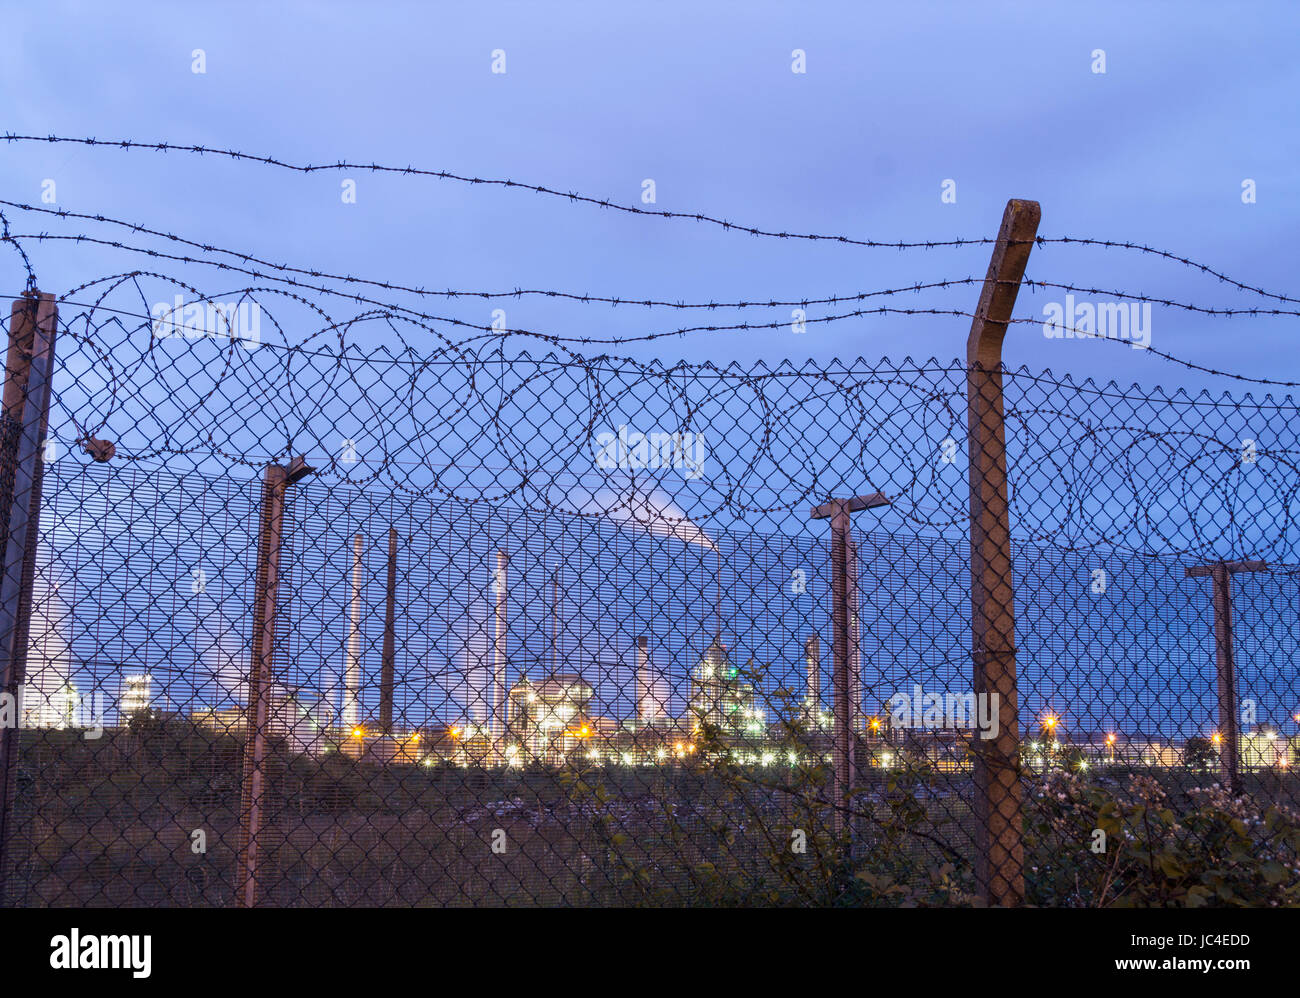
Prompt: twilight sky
<box><xmin>3</xmin><ymin>2</ymin><xmax>1298</xmax><ymax>738</ymax></box>
<box><xmin>1</xmin><ymin>0</ymin><xmax>1298</xmax><ymax>393</ymax></box>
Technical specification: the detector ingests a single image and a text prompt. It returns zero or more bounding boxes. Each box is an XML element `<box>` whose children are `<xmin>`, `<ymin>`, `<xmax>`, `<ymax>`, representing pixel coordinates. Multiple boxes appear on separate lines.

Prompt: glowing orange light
<box><xmin>1042</xmin><ymin>714</ymin><xmax>1058</xmax><ymax>729</ymax></box>
<box><xmin>1212</xmin><ymin>733</ymin><xmax>1223</xmax><ymax>746</ymax></box>
<box><xmin>449</xmin><ymin>726</ymin><xmax>461</xmax><ymax>739</ymax></box>
<box><xmin>1105</xmin><ymin>733</ymin><xmax>1116</xmax><ymax>745</ymax></box>
<box><xmin>351</xmin><ymin>726</ymin><xmax>364</xmax><ymax>739</ymax></box>
<box><xmin>869</xmin><ymin>717</ymin><xmax>882</xmax><ymax>732</ymax></box>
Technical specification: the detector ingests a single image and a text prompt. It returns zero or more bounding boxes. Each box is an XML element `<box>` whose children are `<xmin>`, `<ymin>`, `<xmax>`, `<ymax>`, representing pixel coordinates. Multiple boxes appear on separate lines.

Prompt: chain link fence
<box><xmin>0</xmin><ymin>271</ymin><xmax>1296</xmax><ymax>907</ymax></box>
<box><xmin>0</xmin><ymin>167</ymin><xmax>1298</xmax><ymax>907</ymax></box>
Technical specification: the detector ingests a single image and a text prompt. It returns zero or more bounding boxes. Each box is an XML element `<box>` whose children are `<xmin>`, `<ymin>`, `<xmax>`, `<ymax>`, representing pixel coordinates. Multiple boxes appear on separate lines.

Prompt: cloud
<box><xmin>589</xmin><ymin>486</ymin><xmax>717</xmax><ymax>552</ymax></box>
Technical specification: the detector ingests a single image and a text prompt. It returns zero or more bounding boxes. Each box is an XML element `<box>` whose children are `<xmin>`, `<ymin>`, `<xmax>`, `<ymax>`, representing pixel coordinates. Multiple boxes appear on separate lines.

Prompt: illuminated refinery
<box><xmin>99</xmin><ymin>527</ymin><xmax>1291</xmax><ymax>776</ymax></box>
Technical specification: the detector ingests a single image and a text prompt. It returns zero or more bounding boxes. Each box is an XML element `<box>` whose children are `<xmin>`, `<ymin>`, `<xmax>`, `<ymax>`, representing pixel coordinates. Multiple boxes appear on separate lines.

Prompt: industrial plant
<box><xmin>19</xmin><ymin>516</ymin><xmax>1296</xmax><ymax>780</ymax></box>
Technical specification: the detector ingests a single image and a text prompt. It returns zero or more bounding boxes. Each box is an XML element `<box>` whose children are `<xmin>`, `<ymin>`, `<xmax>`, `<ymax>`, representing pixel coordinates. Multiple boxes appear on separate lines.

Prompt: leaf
<box><xmin>1260</xmin><ymin>861</ymin><xmax>1286</xmax><ymax>885</ymax></box>
<box><xmin>1156</xmin><ymin>852</ymin><xmax>1185</xmax><ymax>879</ymax></box>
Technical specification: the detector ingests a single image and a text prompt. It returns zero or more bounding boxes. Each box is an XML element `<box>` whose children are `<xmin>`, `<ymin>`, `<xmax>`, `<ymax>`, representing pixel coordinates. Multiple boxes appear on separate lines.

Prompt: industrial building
<box><xmin>119</xmin><ymin>673</ymin><xmax>152</xmax><ymax>720</ymax></box>
<box><xmin>687</xmin><ymin>636</ymin><xmax>762</xmax><ymax>737</ymax></box>
<box><xmin>191</xmin><ymin>685</ymin><xmax>329</xmax><ymax>756</ymax></box>
<box><xmin>505</xmin><ymin>672</ymin><xmax>595</xmax><ymax>765</ymax></box>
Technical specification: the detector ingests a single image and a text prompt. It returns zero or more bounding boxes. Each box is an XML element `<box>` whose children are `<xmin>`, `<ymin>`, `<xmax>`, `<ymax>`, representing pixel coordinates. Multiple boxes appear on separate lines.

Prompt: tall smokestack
<box><xmin>380</xmin><ymin>527</ymin><xmax>398</xmax><ymax>733</ymax></box>
<box><xmin>550</xmin><ymin>565</ymin><xmax>559</xmax><ymax>673</ymax></box>
<box><xmin>715</xmin><ymin>546</ymin><xmax>723</xmax><ymax>640</ymax></box>
<box><xmin>493</xmin><ymin>549</ymin><xmax>509</xmax><ymax>750</ymax></box>
<box><xmin>636</xmin><ymin>635</ymin><xmax>651</xmax><ymax>721</ymax></box>
<box><xmin>636</xmin><ymin>635</ymin><xmax>668</xmax><ymax>723</ymax></box>
<box><xmin>804</xmin><ymin>634</ymin><xmax>822</xmax><ymax>716</ymax></box>
<box><xmin>342</xmin><ymin>533</ymin><xmax>364</xmax><ymax>728</ymax></box>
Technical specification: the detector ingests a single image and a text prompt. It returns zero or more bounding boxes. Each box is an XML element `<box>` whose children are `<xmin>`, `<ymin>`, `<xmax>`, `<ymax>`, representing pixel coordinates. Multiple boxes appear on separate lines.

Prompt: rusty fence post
<box><xmin>828</xmin><ymin>500</ymin><xmax>853</xmax><ymax>841</ymax></box>
<box><xmin>811</xmin><ymin>492</ymin><xmax>889</xmax><ymax>847</ymax></box>
<box><xmin>1184</xmin><ymin>559</ymin><xmax>1267</xmax><ymax>794</ymax></box>
<box><xmin>0</xmin><ymin>291</ymin><xmax>57</xmax><ymax>905</ymax></box>
<box><xmin>966</xmin><ymin>199</ymin><xmax>1039</xmax><ymax>907</ymax></box>
<box><xmin>234</xmin><ymin>454</ymin><xmax>312</xmax><ymax>908</ymax></box>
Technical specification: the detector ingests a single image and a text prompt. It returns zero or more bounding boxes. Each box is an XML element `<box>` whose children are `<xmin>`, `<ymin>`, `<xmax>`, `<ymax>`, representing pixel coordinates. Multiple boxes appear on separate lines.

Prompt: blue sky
<box><xmin>5</xmin><ymin>3</ymin><xmax>1299</xmax><ymax>737</ymax></box>
<box><xmin>2</xmin><ymin>0</ymin><xmax>1298</xmax><ymax>391</ymax></box>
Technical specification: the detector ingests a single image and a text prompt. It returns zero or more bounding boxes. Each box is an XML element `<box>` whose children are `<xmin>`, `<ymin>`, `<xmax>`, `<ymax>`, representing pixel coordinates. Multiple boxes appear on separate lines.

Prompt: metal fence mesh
<box><xmin>1</xmin><ymin>266</ymin><xmax>1298</xmax><ymax>906</ymax></box>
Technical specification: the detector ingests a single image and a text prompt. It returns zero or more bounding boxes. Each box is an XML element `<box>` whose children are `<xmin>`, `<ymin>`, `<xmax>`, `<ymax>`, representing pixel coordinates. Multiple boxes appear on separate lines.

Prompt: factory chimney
<box><xmin>635</xmin><ymin>634</ymin><xmax>669</xmax><ymax>723</ymax></box>
<box><xmin>636</xmin><ymin>635</ymin><xmax>651</xmax><ymax>722</ymax></box>
<box><xmin>493</xmin><ymin>549</ymin><xmax>509</xmax><ymax>751</ymax></box>
<box><xmin>550</xmin><ymin>565</ymin><xmax>559</xmax><ymax>673</ymax></box>
<box><xmin>379</xmin><ymin>527</ymin><xmax>398</xmax><ymax>733</ymax></box>
<box><xmin>804</xmin><ymin>634</ymin><xmax>822</xmax><ymax>718</ymax></box>
<box><xmin>342</xmin><ymin>533</ymin><xmax>364</xmax><ymax>729</ymax></box>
